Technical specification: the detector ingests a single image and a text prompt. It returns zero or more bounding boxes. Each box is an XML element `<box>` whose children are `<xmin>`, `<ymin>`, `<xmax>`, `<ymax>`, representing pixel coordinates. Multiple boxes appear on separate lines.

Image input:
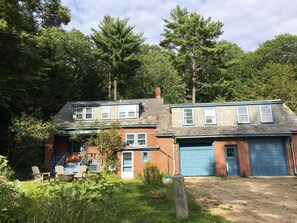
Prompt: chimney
<box><xmin>155</xmin><ymin>87</ymin><xmax>161</xmax><ymax>98</ymax></box>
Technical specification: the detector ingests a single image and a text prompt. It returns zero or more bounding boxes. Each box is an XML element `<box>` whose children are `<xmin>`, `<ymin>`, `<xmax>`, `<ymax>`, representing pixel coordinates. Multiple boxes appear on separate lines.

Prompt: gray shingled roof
<box><xmin>55</xmin><ymin>97</ymin><xmax>297</xmax><ymax>137</ymax></box>
<box><xmin>55</xmin><ymin>98</ymin><xmax>166</xmax><ymax>129</ymax></box>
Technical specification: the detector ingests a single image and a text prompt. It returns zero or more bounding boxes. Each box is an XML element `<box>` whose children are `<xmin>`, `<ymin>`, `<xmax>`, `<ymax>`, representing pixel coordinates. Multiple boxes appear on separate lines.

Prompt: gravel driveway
<box><xmin>185</xmin><ymin>177</ymin><xmax>297</xmax><ymax>223</ymax></box>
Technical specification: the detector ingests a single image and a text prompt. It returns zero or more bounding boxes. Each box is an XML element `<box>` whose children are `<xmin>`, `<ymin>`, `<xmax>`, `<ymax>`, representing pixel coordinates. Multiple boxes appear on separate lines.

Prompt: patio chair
<box><xmin>55</xmin><ymin>165</ymin><xmax>64</xmax><ymax>177</ymax></box>
<box><xmin>74</xmin><ymin>165</ymin><xmax>87</xmax><ymax>179</ymax></box>
<box><xmin>31</xmin><ymin>166</ymin><xmax>50</xmax><ymax>183</ymax></box>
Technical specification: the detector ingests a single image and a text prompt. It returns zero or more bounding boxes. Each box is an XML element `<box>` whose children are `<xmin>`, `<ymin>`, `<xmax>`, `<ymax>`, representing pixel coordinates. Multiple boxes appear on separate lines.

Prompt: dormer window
<box><xmin>73</xmin><ymin>107</ymin><xmax>93</xmax><ymax>120</ymax></box>
<box><xmin>260</xmin><ymin>105</ymin><xmax>273</xmax><ymax>123</ymax></box>
<box><xmin>182</xmin><ymin>108</ymin><xmax>194</xmax><ymax>125</ymax></box>
<box><xmin>204</xmin><ymin>107</ymin><xmax>216</xmax><ymax>124</ymax></box>
<box><xmin>101</xmin><ymin>106</ymin><xmax>110</xmax><ymax>119</ymax></box>
<box><xmin>118</xmin><ymin>105</ymin><xmax>137</xmax><ymax>119</ymax></box>
<box><xmin>237</xmin><ymin>106</ymin><xmax>250</xmax><ymax>124</ymax></box>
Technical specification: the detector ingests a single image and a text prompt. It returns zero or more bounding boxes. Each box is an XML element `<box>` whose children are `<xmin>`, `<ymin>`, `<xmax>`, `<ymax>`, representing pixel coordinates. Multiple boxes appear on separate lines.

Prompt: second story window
<box><xmin>125</xmin><ymin>133</ymin><xmax>147</xmax><ymax>147</ymax></box>
<box><xmin>183</xmin><ymin>108</ymin><xmax>194</xmax><ymax>125</ymax></box>
<box><xmin>204</xmin><ymin>107</ymin><xmax>216</xmax><ymax>124</ymax></box>
<box><xmin>118</xmin><ymin>105</ymin><xmax>137</xmax><ymax>119</ymax></box>
<box><xmin>73</xmin><ymin>107</ymin><xmax>93</xmax><ymax>120</ymax></box>
<box><xmin>260</xmin><ymin>105</ymin><xmax>273</xmax><ymax>123</ymax></box>
<box><xmin>101</xmin><ymin>106</ymin><xmax>110</xmax><ymax>119</ymax></box>
<box><xmin>237</xmin><ymin>106</ymin><xmax>250</xmax><ymax>123</ymax></box>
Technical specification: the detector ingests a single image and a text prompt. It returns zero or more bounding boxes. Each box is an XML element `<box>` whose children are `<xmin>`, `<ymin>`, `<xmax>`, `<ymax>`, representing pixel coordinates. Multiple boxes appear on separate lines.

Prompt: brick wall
<box><xmin>44</xmin><ymin>136</ymin><xmax>54</xmax><ymax>171</ymax></box>
<box><xmin>214</xmin><ymin>138</ymin><xmax>250</xmax><ymax>177</ymax></box>
<box><xmin>287</xmin><ymin>135</ymin><xmax>297</xmax><ymax>176</ymax></box>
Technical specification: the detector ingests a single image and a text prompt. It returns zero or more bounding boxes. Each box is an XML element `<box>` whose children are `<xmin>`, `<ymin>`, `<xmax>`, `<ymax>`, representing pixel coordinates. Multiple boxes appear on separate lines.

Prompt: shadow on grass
<box><xmin>104</xmin><ymin>180</ymin><xmax>228</xmax><ymax>223</ymax></box>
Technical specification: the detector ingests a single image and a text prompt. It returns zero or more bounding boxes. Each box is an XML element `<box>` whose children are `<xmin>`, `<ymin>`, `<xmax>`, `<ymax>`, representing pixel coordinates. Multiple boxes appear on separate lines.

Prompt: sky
<box><xmin>61</xmin><ymin>0</ymin><xmax>297</xmax><ymax>52</ymax></box>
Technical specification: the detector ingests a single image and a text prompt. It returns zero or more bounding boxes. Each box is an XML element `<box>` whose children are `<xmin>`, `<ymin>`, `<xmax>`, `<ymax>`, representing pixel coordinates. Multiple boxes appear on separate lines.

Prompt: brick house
<box><xmin>45</xmin><ymin>88</ymin><xmax>297</xmax><ymax>178</ymax></box>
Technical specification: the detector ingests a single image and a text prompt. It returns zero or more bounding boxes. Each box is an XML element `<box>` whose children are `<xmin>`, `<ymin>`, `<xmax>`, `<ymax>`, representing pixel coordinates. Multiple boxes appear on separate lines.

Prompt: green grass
<box><xmin>20</xmin><ymin>179</ymin><xmax>227</xmax><ymax>223</ymax></box>
<box><xmin>102</xmin><ymin>180</ymin><xmax>227</xmax><ymax>223</ymax></box>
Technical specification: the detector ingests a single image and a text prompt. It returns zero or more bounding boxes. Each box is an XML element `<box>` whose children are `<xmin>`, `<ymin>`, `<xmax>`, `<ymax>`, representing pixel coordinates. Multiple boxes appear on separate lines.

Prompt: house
<box><xmin>44</xmin><ymin>88</ymin><xmax>297</xmax><ymax>178</ymax></box>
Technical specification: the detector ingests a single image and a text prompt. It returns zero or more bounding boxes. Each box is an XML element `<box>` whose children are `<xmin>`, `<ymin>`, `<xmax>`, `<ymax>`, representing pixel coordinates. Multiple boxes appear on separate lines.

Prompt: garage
<box><xmin>249</xmin><ymin>139</ymin><xmax>289</xmax><ymax>176</ymax></box>
<box><xmin>179</xmin><ymin>143</ymin><xmax>215</xmax><ymax>176</ymax></box>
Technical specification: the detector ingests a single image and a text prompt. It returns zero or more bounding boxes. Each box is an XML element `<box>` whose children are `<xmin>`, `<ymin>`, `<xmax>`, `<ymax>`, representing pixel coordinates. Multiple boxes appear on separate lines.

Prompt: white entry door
<box><xmin>121</xmin><ymin>151</ymin><xmax>134</xmax><ymax>178</ymax></box>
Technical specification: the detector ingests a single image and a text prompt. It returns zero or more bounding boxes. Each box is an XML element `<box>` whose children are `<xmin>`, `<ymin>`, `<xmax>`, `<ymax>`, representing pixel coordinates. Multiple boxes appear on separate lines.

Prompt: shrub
<box><xmin>0</xmin><ymin>155</ymin><xmax>14</xmax><ymax>179</ymax></box>
<box><xmin>26</xmin><ymin>174</ymin><xmax>122</xmax><ymax>223</ymax></box>
<box><xmin>142</xmin><ymin>163</ymin><xmax>163</xmax><ymax>190</ymax></box>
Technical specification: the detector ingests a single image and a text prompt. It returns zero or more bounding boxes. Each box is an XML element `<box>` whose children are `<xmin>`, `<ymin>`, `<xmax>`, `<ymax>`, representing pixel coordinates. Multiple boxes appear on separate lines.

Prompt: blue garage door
<box><xmin>249</xmin><ymin>140</ymin><xmax>289</xmax><ymax>176</ymax></box>
<box><xmin>180</xmin><ymin>143</ymin><xmax>215</xmax><ymax>176</ymax></box>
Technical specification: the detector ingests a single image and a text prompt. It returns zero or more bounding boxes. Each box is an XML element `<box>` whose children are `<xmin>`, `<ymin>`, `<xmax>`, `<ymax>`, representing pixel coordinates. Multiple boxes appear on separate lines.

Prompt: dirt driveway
<box><xmin>185</xmin><ymin>177</ymin><xmax>297</xmax><ymax>223</ymax></box>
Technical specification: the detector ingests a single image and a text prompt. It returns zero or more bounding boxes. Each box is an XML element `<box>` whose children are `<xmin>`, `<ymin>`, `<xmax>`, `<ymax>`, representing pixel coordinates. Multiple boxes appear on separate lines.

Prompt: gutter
<box><xmin>289</xmin><ymin>135</ymin><xmax>297</xmax><ymax>175</ymax></box>
<box><xmin>175</xmin><ymin>133</ymin><xmax>291</xmax><ymax>139</ymax></box>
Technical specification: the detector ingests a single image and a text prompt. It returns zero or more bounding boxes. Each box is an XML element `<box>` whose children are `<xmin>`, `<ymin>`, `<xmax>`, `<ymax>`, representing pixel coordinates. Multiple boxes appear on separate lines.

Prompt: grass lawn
<box><xmin>21</xmin><ymin>179</ymin><xmax>227</xmax><ymax>223</ymax></box>
<box><xmin>99</xmin><ymin>180</ymin><xmax>227</xmax><ymax>223</ymax></box>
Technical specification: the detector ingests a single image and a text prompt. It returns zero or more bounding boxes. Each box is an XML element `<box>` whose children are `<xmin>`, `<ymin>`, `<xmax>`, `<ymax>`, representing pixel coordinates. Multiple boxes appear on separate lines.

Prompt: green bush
<box><xmin>25</xmin><ymin>174</ymin><xmax>121</xmax><ymax>223</ymax></box>
<box><xmin>0</xmin><ymin>155</ymin><xmax>14</xmax><ymax>179</ymax></box>
<box><xmin>142</xmin><ymin>163</ymin><xmax>163</xmax><ymax>190</ymax></box>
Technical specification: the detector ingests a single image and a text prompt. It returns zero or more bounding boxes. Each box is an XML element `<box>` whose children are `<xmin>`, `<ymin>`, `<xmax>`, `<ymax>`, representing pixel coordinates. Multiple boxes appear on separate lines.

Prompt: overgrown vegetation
<box><xmin>142</xmin><ymin>163</ymin><xmax>163</xmax><ymax>190</ymax></box>
<box><xmin>1</xmin><ymin>156</ymin><xmax>121</xmax><ymax>223</ymax></box>
<box><xmin>71</xmin><ymin>122</ymin><xmax>123</xmax><ymax>173</ymax></box>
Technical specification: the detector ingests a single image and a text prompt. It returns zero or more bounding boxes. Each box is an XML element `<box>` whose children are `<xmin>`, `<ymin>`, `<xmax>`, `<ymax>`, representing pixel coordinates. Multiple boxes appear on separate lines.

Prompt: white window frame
<box><xmin>118</xmin><ymin>105</ymin><xmax>137</xmax><ymax>119</ymax></box>
<box><xmin>259</xmin><ymin>105</ymin><xmax>273</xmax><ymax>123</ymax></box>
<box><xmin>182</xmin><ymin>108</ymin><xmax>195</xmax><ymax>126</ymax></box>
<box><xmin>237</xmin><ymin>106</ymin><xmax>250</xmax><ymax>124</ymax></box>
<box><xmin>100</xmin><ymin>106</ymin><xmax>110</xmax><ymax>119</ymax></box>
<box><xmin>141</xmin><ymin>151</ymin><xmax>150</xmax><ymax>163</ymax></box>
<box><xmin>73</xmin><ymin>107</ymin><xmax>93</xmax><ymax>120</ymax></box>
<box><xmin>204</xmin><ymin>107</ymin><xmax>217</xmax><ymax>125</ymax></box>
<box><xmin>125</xmin><ymin>133</ymin><xmax>147</xmax><ymax>147</ymax></box>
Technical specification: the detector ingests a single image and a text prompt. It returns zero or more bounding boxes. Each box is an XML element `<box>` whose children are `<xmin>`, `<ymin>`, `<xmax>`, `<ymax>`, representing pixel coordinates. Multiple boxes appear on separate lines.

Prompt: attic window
<box><xmin>260</xmin><ymin>105</ymin><xmax>273</xmax><ymax>123</ymax></box>
<box><xmin>73</xmin><ymin>107</ymin><xmax>93</xmax><ymax>120</ymax></box>
<box><xmin>182</xmin><ymin>108</ymin><xmax>194</xmax><ymax>126</ymax></box>
<box><xmin>101</xmin><ymin>106</ymin><xmax>110</xmax><ymax>119</ymax></box>
<box><xmin>204</xmin><ymin>107</ymin><xmax>216</xmax><ymax>125</ymax></box>
<box><xmin>118</xmin><ymin>105</ymin><xmax>137</xmax><ymax>119</ymax></box>
<box><xmin>237</xmin><ymin>106</ymin><xmax>250</xmax><ymax>124</ymax></box>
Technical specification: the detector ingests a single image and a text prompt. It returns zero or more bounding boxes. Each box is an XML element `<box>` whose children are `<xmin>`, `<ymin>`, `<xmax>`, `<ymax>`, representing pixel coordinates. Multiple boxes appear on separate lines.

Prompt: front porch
<box><xmin>45</xmin><ymin>135</ymin><xmax>101</xmax><ymax>175</ymax></box>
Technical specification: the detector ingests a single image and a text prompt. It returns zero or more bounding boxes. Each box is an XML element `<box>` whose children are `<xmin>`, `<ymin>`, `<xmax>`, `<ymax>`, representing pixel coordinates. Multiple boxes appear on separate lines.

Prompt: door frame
<box><xmin>224</xmin><ymin>145</ymin><xmax>239</xmax><ymax>176</ymax></box>
<box><xmin>121</xmin><ymin>151</ymin><xmax>134</xmax><ymax>179</ymax></box>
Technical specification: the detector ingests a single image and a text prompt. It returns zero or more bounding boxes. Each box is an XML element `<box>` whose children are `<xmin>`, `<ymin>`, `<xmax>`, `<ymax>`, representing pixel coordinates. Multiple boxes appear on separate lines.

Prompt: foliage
<box><xmin>91</xmin><ymin>15</ymin><xmax>145</xmax><ymax>99</ymax></box>
<box><xmin>0</xmin><ymin>177</ymin><xmax>27</xmax><ymax>223</ymax></box>
<box><xmin>7</xmin><ymin>114</ymin><xmax>57</xmax><ymax>177</ymax></box>
<box><xmin>132</xmin><ymin>45</ymin><xmax>186</xmax><ymax>103</ymax></box>
<box><xmin>25</xmin><ymin>174</ymin><xmax>121</xmax><ymax>223</ymax></box>
<box><xmin>94</xmin><ymin>123</ymin><xmax>123</xmax><ymax>173</ymax></box>
<box><xmin>160</xmin><ymin>5</ymin><xmax>224</xmax><ymax>103</ymax></box>
<box><xmin>0</xmin><ymin>155</ymin><xmax>14</xmax><ymax>179</ymax></box>
<box><xmin>0</xmin><ymin>174</ymin><xmax>122</xmax><ymax>223</ymax></box>
<box><xmin>142</xmin><ymin>163</ymin><xmax>163</xmax><ymax>190</ymax></box>
<box><xmin>71</xmin><ymin>122</ymin><xmax>123</xmax><ymax>173</ymax></box>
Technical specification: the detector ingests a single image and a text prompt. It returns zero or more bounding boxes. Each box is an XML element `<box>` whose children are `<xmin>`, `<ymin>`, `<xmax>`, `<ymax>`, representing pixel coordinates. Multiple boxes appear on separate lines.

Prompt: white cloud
<box><xmin>61</xmin><ymin>0</ymin><xmax>297</xmax><ymax>51</ymax></box>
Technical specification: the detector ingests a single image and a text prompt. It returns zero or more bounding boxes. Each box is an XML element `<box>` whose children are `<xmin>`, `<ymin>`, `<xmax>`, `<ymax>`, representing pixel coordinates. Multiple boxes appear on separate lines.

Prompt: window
<box><xmin>226</xmin><ymin>147</ymin><xmax>236</xmax><ymax>157</ymax></box>
<box><xmin>260</xmin><ymin>105</ymin><xmax>273</xmax><ymax>123</ymax></box>
<box><xmin>125</xmin><ymin>133</ymin><xmax>147</xmax><ymax>147</ymax></box>
<box><xmin>204</xmin><ymin>107</ymin><xmax>216</xmax><ymax>124</ymax></box>
<box><xmin>141</xmin><ymin>151</ymin><xmax>150</xmax><ymax>163</ymax></box>
<box><xmin>68</xmin><ymin>140</ymin><xmax>83</xmax><ymax>153</ymax></box>
<box><xmin>73</xmin><ymin>107</ymin><xmax>93</xmax><ymax>120</ymax></box>
<box><xmin>118</xmin><ymin>105</ymin><xmax>137</xmax><ymax>118</ymax></box>
<box><xmin>101</xmin><ymin>106</ymin><xmax>110</xmax><ymax>119</ymax></box>
<box><xmin>237</xmin><ymin>106</ymin><xmax>250</xmax><ymax>123</ymax></box>
<box><xmin>182</xmin><ymin>108</ymin><xmax>194</xmax><ymax>125</ymax></box>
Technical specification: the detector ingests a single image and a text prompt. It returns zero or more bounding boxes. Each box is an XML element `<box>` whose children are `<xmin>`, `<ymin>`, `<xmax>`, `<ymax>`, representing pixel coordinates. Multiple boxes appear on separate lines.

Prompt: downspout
<box><xmin>289</xmin><ymin>135</ymin><xmax>297</xmax><ymax>175</ymax></box>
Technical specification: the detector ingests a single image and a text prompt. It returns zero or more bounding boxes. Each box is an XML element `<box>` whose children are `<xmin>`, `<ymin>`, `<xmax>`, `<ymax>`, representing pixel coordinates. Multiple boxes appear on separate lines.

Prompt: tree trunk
<box><xmin>108</xmin><ymin>72</ymin><xmax>111</xmax><ymax>100</ymax></box>
<box><xmin>114</xmin><ymin>79</ymin><xmax>117</xmax><ymax>100</ymax></box>
<box><xmin>192</xmin><ymin>60</ymin><xmax>196</xmax><ymax>103</ymax></box>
